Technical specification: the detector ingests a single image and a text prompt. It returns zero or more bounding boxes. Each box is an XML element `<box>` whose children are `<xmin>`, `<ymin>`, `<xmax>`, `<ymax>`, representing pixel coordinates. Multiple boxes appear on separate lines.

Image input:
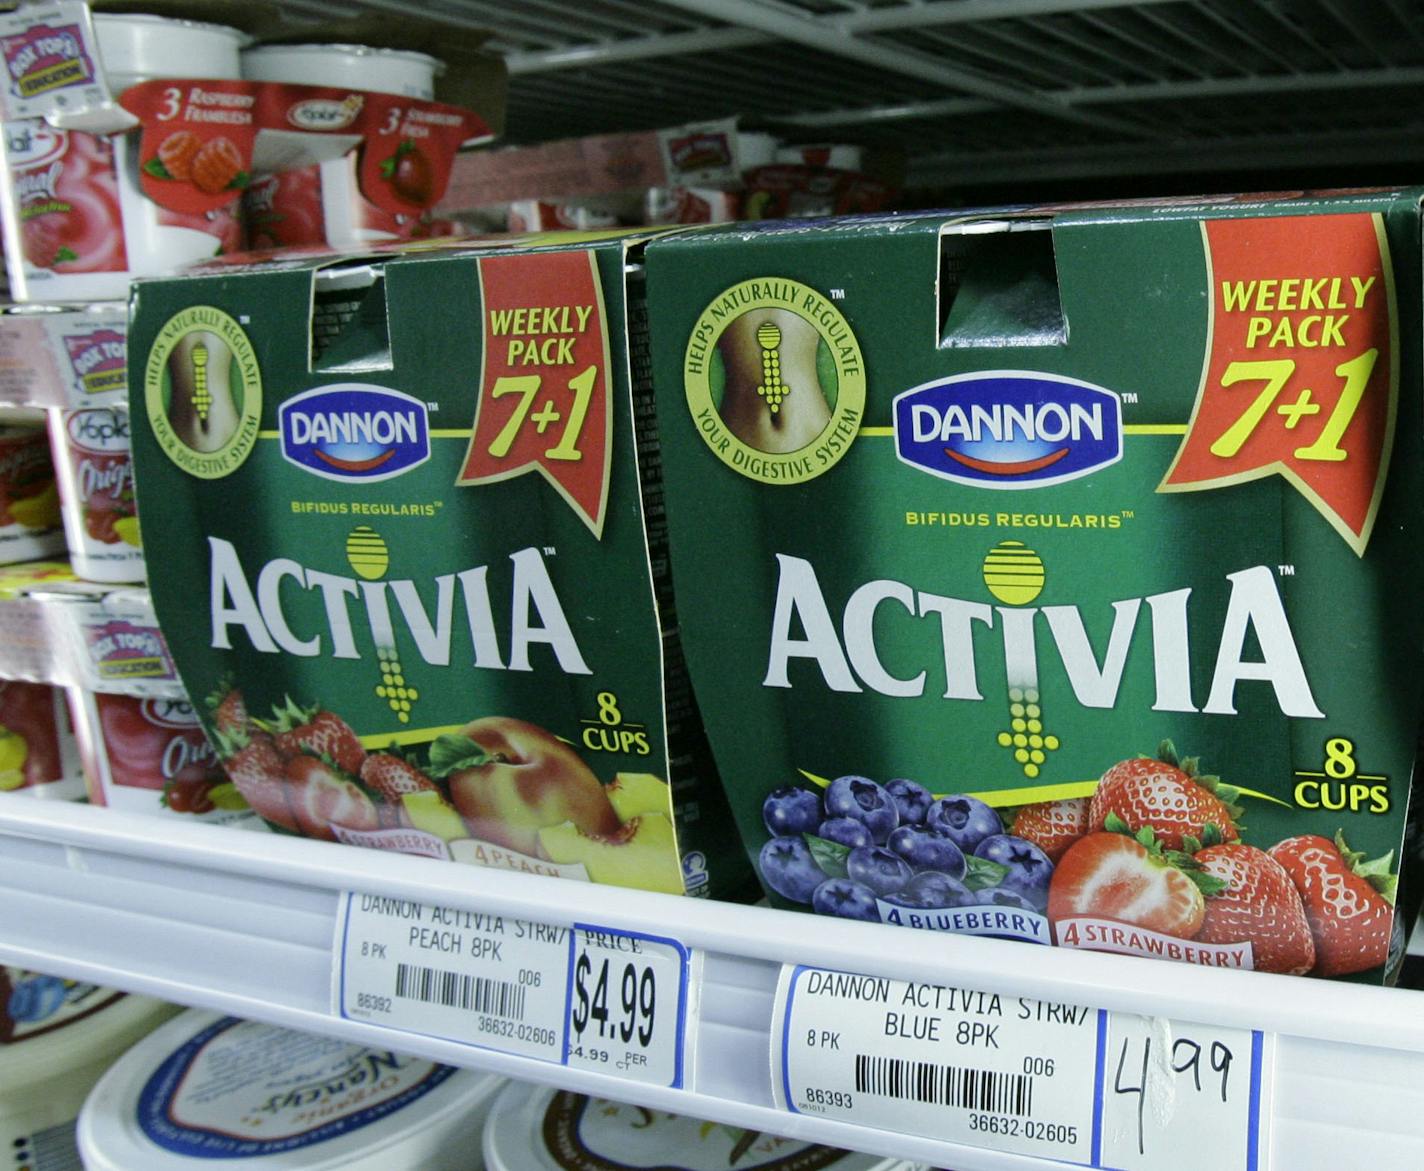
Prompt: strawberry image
<box><xmin>1089</xmin><ymin>740</ymin><xmax>1242</xmax><ymax>853</ymax></box>
<box><xmin>1048</xmin><ymin>831</ymin><xmax>1216</xmax><ymax>939</ymax></box>
<box><xmin>215</xmin><ymin>727</ymin><xmax>298</xmax><ymax>832</ymax></box>
<box><xmin>1194</xmin><ymin>843</ymin><xmax>1314</xmax><ymax>975</ymax></box>
<box><xmin>1269</xmin><ymin>832</ymin><xmax>1396</xmax><ymax>977</ymax></box>
<box><xmin>361</xmin><ymin>751</ymin><xmax>437</xmax><ymax>804</ymax></box>
<box><xmin>206</xmin><ymin>680</ymin><xmax>248</xmax><ymax>738</ymax></box>
<box><xmin>380</xmin><ymin>140</ymin><xmax>434</xmax><ymax>205</ymax></box>
<box><xmin>285</xmin><ymin>755</ymin><xmax>380</xmax><ymax>842</ymax></box>
<box><xmin>1012</xmin><ymin>798</ymin><xmax>1089</xmax><ymax>863</ymax></box>
<box><xmin>261</xmin><ymin>697</ymin><xmax>366</xmax><ymax>776</ymax></box>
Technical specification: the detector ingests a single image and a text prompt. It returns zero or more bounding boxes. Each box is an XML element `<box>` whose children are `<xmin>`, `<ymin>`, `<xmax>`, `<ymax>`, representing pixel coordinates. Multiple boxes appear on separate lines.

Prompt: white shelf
<box><xmin>5</xmin><ymin>798</ymin><xmax>1424</xmax><ymax>1171</ymax></box>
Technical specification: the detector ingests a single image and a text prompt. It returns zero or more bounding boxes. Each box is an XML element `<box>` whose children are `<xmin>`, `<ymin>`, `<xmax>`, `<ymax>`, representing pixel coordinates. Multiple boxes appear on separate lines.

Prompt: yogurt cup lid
<box><xmin>78</xmin><ymin>1010</ymin><xmax>502</xmax><ymax>1170</ymax></box>
<box><xmin>483</xmin><ymin>1081</ymin><xmax>908</xmax><ymax>1171</ymax></box>
<box><xmin>92</xmin><ymin>12</ymin><xmax>248</xmax><ymax>42</ymax></box>
<box><xmin>242</xmin><ymin>43</ymin><xmax>446</xmax><ymax>75</ymax></box>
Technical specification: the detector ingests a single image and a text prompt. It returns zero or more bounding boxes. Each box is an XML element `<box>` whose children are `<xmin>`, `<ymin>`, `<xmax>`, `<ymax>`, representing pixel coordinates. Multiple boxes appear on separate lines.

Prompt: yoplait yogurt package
<box><xmin>128</xmin><ymin>234</ymin><xmax>756</xmax><ymax>901</ymax></box>
<box><xmin>646</xmin><ymin>190</ymin><xmax>1424</xmax><ymax>982</ymax></box>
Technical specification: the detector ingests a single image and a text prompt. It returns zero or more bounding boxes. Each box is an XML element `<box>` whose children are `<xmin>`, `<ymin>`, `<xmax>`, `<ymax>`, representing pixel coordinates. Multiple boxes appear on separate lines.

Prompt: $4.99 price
<box><xmin>571</xmin><ymin>952</ymin><xmax>656</xmax><ymax>1048</ymax></box>
<box><xmin>564</xmin><ymin>927</ymin><xmax>690</xmax><ymax>1087</ymax></box>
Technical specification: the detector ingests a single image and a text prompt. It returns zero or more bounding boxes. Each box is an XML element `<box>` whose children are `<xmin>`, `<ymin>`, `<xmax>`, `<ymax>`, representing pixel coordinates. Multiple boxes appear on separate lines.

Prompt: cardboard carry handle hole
<box><xmin>939</xmin><ymin>222</ymin><xmax>1067</xmax><ymax>349</ymax></box>
<box><xmin>311</xmin><ymin>265</ymin><xmax>392</xmax><ymax>373</ymax></box>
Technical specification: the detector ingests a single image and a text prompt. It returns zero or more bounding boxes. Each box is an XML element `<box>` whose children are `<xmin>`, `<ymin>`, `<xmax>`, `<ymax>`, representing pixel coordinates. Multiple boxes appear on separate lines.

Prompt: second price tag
<box><xmin>772</xmin><ymin>964</ymin><xmax>1272</xmax><ymax>1170</ymax></box>
<box><xmin>334</xmin><ymin>893</ymin><xmax>692</xmax><ymax>1089</ymax></box>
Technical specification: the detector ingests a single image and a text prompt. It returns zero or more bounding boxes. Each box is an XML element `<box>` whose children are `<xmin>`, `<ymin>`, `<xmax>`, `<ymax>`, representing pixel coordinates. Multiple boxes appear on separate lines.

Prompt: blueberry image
<box><xmin>976</xmin><ymin>887</ymin><xmax>1040</xmax><ymax>913</ymax></box>
<box><xmin>975</xmin><ymin>834</ymin><xmax>1053</xmax><ymax>910</ymax></box>
<box><xmin>894</xmin><ymin>870</ymin><xmax>974</xmax><ymax>909</ymax></box>
<box><xmin>759</xmin><ymin>835</ymin><xmax>825</xmax><ymax>904</ymax></box>
<box><xmin>846</xmin><ymin>845</ymin><xmax>913</xmax><ymax>896</ymax></box>
<box><xmin>926</xmin><ymin>795</ymin><xmax>1002</xmax><ymax>853</ymax></box>
<box><xmin>762</xmin><ymin>786</ymin><xmax>823</xmax><ymax>837</ymax></box>
<box><xmin>884</xmin><ymin>777</ymin><xmax>932</xmax><ymax>826</ymax></box>
<box><xmin>812</xmin><ymin>877</ymin><xmax>881</xmax><ymax>922</ymax></box>
<box><xmin>818</xmin><ymin>816</ymin><xmax>873</xmax><ymax>850</ymax></box>
<box><xmin>887</xmin><ymin>825</ymin><xmax>966</xmax><ymax>880</ymax></box>
<box><xmin>825</xmin><ymin>775</ymin><xmax>899</xmax><ymax>843</ymax></box>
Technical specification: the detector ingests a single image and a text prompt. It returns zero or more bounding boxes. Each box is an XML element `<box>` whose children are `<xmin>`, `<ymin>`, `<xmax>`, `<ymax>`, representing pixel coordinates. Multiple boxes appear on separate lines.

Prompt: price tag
<box><xmin>566</xmin><ymin>925</ymin><xmax>692</xmax><ymax>1088</ymax></box>
<box><xmin>1099</xmin><ymin>1014</ymin><xmax>1270</xmax><ymax>1171</ymax></box>
<box><xmin>773</xmin><ymin>965</ymin><xmax>1100</xmax><ymax>1162</ymax></box>
<box><xmin>333</xmin><ymin>893</ymin><xmax>692</xmax><ymax>1088</ymax></box>
<box><xmin>772</xmin><ymin>965</ymin><xmax>1272</xmax><ymax>1169</ymax></box>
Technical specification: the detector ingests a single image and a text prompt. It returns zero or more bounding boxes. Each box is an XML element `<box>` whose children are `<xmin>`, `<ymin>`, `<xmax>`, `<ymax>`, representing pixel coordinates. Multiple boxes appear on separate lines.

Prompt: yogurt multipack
<box><xmin>646</xmin><ymin>189</ymin><xmax>1424</xmax><ymax>982</ymax></box>
<box><xmin>128</xmin><ymin>235</ymin><xmax>756</xmax><ymax>901</ymax></box>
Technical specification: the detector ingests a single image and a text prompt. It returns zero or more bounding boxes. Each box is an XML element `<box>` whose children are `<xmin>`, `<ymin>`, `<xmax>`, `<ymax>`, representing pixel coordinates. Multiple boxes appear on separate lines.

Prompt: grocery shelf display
<box><xmin>3</xmin><ymin>4</ymin><xmax>1424</xmax><ymax>1171</ymax></box>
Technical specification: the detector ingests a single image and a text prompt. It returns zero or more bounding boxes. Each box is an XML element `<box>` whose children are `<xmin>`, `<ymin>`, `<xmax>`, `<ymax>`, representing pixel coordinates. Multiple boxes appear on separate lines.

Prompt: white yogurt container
<box><xmin>241</xmin><ymin>44</ymin><xmax>443</xmax><ymax>248</ymax></box>
<box><xmin>79</xmin><ymin>1010</ymin><xmax>504</xmax><ymax>1169</ymax></box>
<box><xmin>0</xmin><ymin>680</ymin><xmax>83</xmax><ymax>799</ymax></box>
<box><xmin>0</xmin><ymin>409</ymin><xmax>64</xmax><ymax>562</ymax></box>
<box><xmin>0</xmin><ymin>967</ymin><xmax>177</xmax><ymax>1171</ymax></box>
<box><xmin>484</xmin><ymin>1081</ymin><xmax>924</xmax><ymax>1171</ymax></box>
<box><xmin>0</xmin><ymin>14</ymin><xmax>245</xmax><ymax>302</ymax></box>
<box><xmin>47</xmin><ymin>405</ymin><xmax>143</xmax><ymax>582</ymax></box>
<box><xmin>241</xmin><ymin>44</ymin><xmax>441</xmax><ymax>100</ymax></box>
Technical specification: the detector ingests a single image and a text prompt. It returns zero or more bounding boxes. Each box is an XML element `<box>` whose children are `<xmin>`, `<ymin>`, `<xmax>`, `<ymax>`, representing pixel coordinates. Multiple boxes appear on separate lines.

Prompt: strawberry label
<box><xmin>1161</xmin><ymin>214</ymin><xmax>1394</xmax><ymax>554</ymax></box>
<box><xmin>648</xmin><ymin>192</ymin><xmax>1424</xmax><ymax>985</ymax></box>
<box><xmin>2</xmin><ymin>119</ymin><xmax>126</xmax><ymax>277</ymax></box>
<box><xmin>118</xmin><ymin>79</ymin><xmax>491</xmax><ymax>218</ymax></box>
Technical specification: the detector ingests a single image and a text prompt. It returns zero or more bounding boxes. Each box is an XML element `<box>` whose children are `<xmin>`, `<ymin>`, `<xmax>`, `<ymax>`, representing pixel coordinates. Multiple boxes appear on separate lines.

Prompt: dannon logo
<box><xmin>893</xmin><ymin>371</ymin><xmax>1123</xmax><ymax>489</ymax></box>
<box><xmin>279</xmin><ymin>384</ymin><xmax>430</xmax><ymax>483</ymax></box>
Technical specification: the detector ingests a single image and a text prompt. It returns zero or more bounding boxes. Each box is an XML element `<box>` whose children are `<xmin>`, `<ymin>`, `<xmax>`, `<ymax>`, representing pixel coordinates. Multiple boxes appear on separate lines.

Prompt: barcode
<box><xmin>854</xmin><ymin>1053</ymin><xmax>1034</xmax><ymax>1118</ymax></box>
<box><xmin>394</xmin><ymin>962</ymin><xmax>527</xmax><ymax>1021</ymax></box>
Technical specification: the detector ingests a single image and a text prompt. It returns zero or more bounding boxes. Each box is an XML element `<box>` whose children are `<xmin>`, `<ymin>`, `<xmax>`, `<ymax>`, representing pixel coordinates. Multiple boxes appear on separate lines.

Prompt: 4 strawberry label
<box><xmin>645</xmin><ymin>190</ymin><xmax>1424</xmax><ymax>983</ymax></box>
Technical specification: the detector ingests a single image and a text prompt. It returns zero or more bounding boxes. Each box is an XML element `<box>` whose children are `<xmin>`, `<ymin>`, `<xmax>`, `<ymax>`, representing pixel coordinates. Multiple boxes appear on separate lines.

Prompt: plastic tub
<box><xmin>94</xmin><ymin>14</ymin><xmax>246</xmax><ymax>96</ymax></box>
<box><xmin>48</xmin><ymin>406</ymin><xmax>144</xmax><ymax>583</ymax></box>
<box><xmin>0</xmin><ymin>15</ymin><xmax>244</xmax><ymax>302</ymax></box>
<box><xmin>0</xmin><ymin>411</ymin><xmax>64</xmax><ymax>562</ymax></box>
<box><xmin>483</xmin><ymin>1081</ymin><xmax>924</xmax><ymax>1171</ymax></box>
<box><xmin>241</xmin><ymin>44</ymin><xmax>443</xmax><ymax>248</ymax></box>
<box><xmin>0</xmin><ymin>967</ymin><xmax>177</xmax><ymax>1171</ymax></box>
<box><xmin>79</xmin><ymin>1010</ymin><xmax>504</xmax><ymax>1170</ymax></box>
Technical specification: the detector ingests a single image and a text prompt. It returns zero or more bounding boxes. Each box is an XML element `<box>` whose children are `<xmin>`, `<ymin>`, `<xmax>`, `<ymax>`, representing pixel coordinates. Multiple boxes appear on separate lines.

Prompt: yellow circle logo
<box><xmin>982</xmin><ymin>540</ymin><xmax>1046</xmax><ymax>605</ymax></box>
<box><xmin>345</xmin><ymin>525</ymin><xmax>389</xmax><ymax>580</ymax></box>
<box><xmin>684</xmin><ymin>277</ymin><xmax>866</xmax><ymax>484</ymax></box>
<box><xmin>144</xmin><ymin>307</ymin><xmax>261</xmax><ymax>479</ymax></box>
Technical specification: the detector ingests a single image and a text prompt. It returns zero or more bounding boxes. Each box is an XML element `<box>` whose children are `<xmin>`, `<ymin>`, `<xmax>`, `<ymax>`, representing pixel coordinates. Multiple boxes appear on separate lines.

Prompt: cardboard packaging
<box><xmin>646</xmin><ymin>190</ymin><xmax>1424</xmax><ymax>982</ymax></box>
<box><xmin>127</xmin><ymin>233</ymin><xmax>757</xmax><ymax>902</ymax></box>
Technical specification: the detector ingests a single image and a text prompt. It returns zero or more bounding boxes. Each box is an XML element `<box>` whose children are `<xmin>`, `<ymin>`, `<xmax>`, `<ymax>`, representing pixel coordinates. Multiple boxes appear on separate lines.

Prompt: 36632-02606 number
<box><xmin>968</xmin><ymin>1115</ymin><xmax>1078</xmax><ymax>1144</ymax></box>
<box><xmin>479</xmin><ymin>1016</ymin><xmax>558</xmax><ymax>1047</ymax></box>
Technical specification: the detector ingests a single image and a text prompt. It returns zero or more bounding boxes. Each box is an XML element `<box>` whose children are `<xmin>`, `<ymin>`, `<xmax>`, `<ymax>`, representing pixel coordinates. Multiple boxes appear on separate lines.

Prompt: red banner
<box><xmin>458</xmin><ymin>251</ymin><xmax>613</xmax><ymax>537</ymax></box>
<box><xmin>120</xmin><ymin>79</ymin><xmax>489</xmax><ymax>216</ymax></box>
<box><xmin>1160</xmin><ymin>213</ymin><xmax>1396</xmax><ymax>555</ymax></box>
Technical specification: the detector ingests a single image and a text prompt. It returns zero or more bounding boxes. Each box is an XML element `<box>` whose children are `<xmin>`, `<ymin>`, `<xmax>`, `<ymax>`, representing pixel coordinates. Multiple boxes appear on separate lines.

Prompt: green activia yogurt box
<box><xmin>127</xmin><ymin>233</ymin><xmax>755</xmax><ymax>902</ymax></box>
<box><xmin>646</xmin><ymin>191</ymin><xmax>1424</xmax><ymax>982</ymax></box>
